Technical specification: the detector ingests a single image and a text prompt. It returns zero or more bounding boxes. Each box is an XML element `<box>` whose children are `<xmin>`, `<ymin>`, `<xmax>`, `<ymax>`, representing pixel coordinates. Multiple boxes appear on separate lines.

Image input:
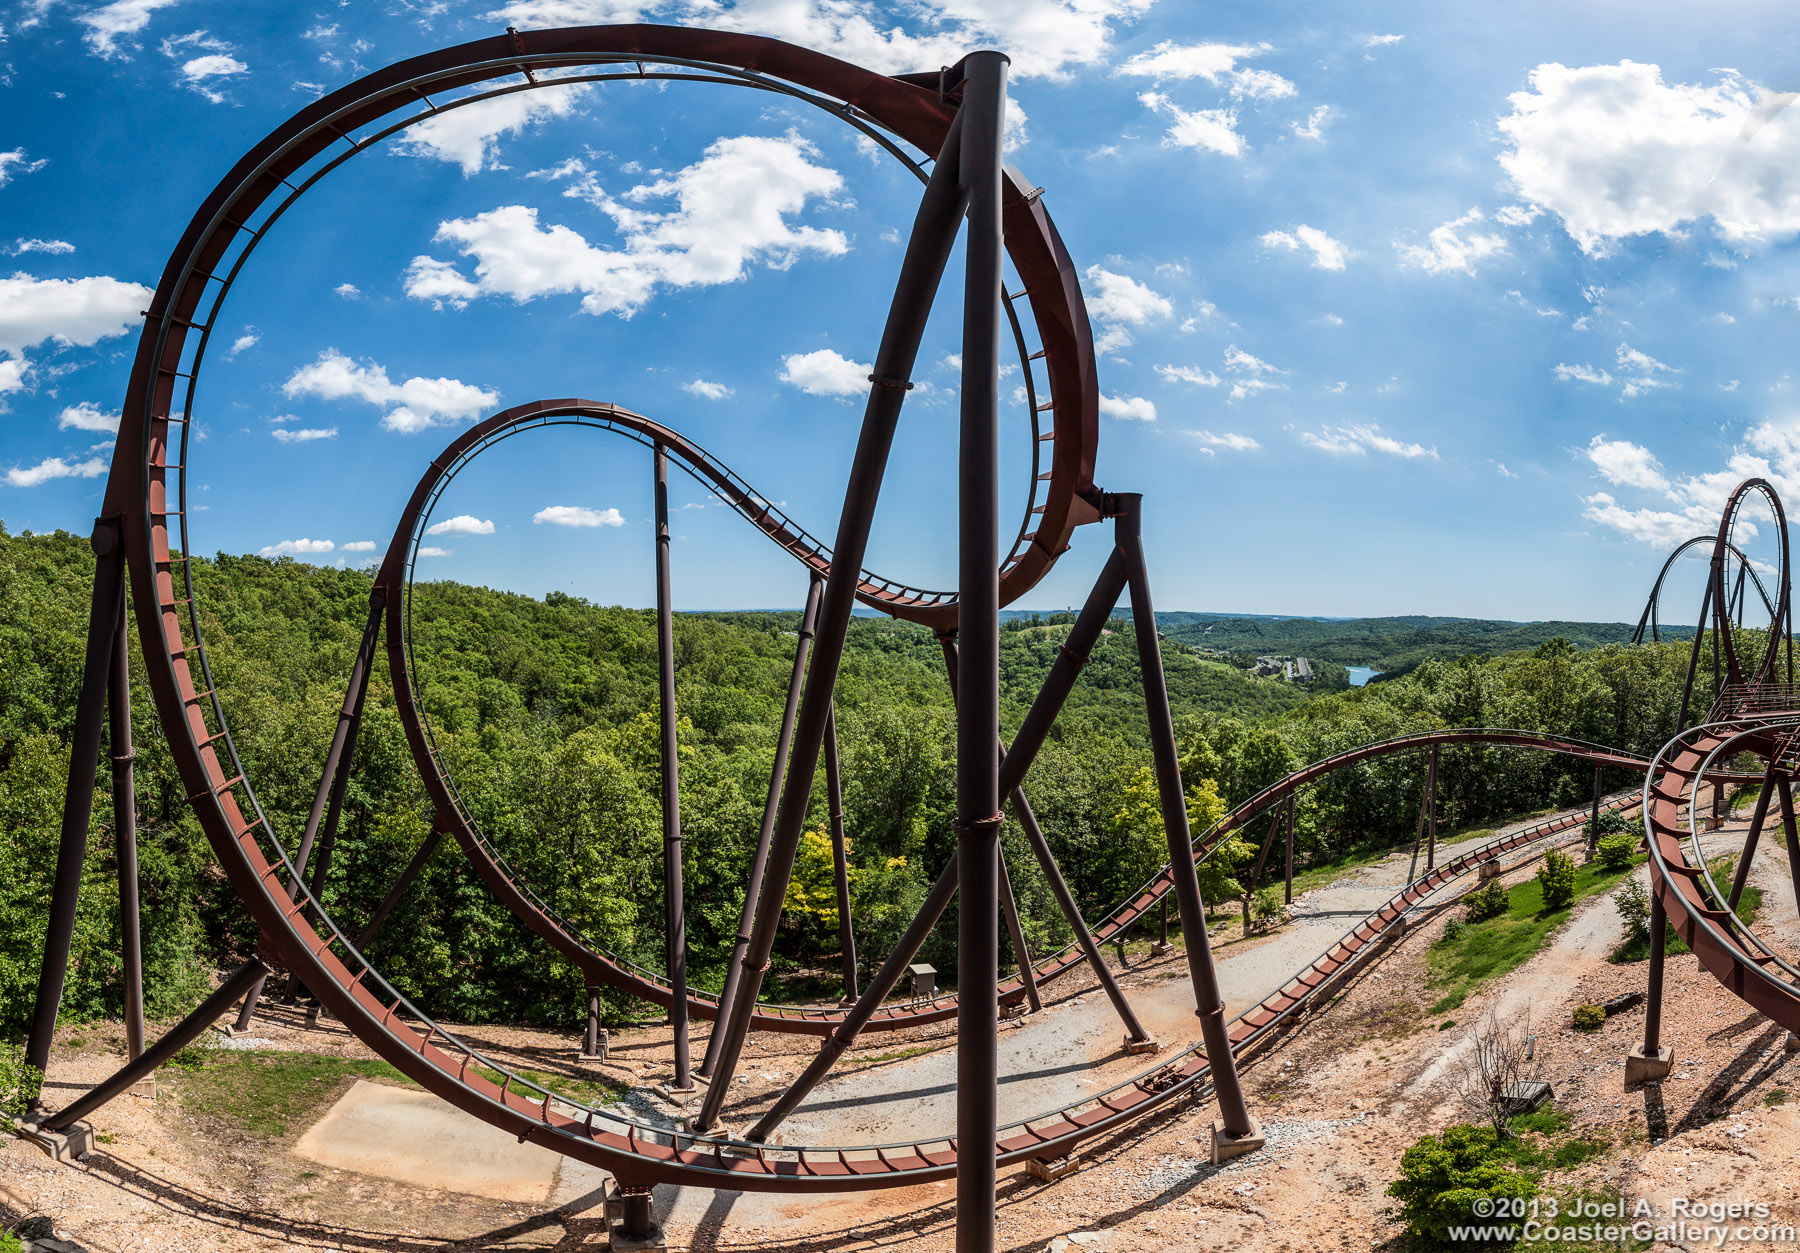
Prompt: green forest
<box><xmin>0</xmin><ymin>524</ymin><xmax>1707</xmax><ymax>1036</ymax></box>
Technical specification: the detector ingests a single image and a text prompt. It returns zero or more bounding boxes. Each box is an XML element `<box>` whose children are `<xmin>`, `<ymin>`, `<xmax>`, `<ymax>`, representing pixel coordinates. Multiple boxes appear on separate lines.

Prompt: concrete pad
<box><xmin>293</xmin><ymin>1079</ymin><xmax>562</xmax><ymax>1202</ymax></box>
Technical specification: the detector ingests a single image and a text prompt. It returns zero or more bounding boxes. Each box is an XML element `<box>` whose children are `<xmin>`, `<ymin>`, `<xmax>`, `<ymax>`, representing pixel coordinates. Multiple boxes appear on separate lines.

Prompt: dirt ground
<box><xmin>9</xmin><ymin>801</ymin><xmax>1800</xmax><ymax>1252</ymax></box>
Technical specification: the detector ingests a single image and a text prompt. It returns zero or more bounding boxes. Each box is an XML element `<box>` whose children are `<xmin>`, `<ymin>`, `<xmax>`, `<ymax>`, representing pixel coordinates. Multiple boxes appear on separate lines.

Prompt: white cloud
<box><xmin>1585</xmin><ymin>435</ymin><xmax>1670</xmax><ymax>493</ymax></box>
<box><xmin>259</xmin><ymin>538</ymin><xmax>334</xmax><ymax>558</ymax></box>
<box><xmin>1397</xmin><ymin>209</ymin><xmax>1507</xmax><ymax>274</ymax></box>
<box><xmin>4</xmin><ymin>455</ymin><xmax>107</xmax><ymax>487</ymax></box>
<box><xmin>340</xmin><ymin>540</ymin><xmax>377</xmax><ymax>552</ymax></box>
<box><xmin>81</xmin><ymin>0</ymin><xmax>181</xmax><ymax>57</ymax></box>
<box><xmin>408</xmin><ymin>135</ymin><xmax>848</xmax><ymax>318</ymax></box>
<box><xmin>1117</xmin><ymin>40</ymin><xmax>1292</xmax><ymax>99</ymax></box>
<box><xmin>534</xmin><ymin>504</ymin><xmax>625</xmax><ymax>527</ymax></box>
<box><xmin>271</xmin><ymin>426</ymin><xmax>337</xmax><ymax>443</ymax></box>
<box><xmin>0</xmin><ymin>150</ymin><xmax>48</xmax><ymax>187</ymax></box>
<box><xmin>1496</xmin><ymin>462</ymin><xmax>1518</xmax><ymax>479</ymax></box>
<box><xmin>282</xmin><ymin>349</ymin><xmax>499</xmax><ymax>433</ymax></box>
<box><xmin>0</xmin><ymin>273</ymin><xmax>151</xmax><ymax>356</ymax></box>
<box><xmin>179</xmin><ymin>52</ymin><xmax>245</xmax><ymax>102</ymax></box>
<box><xmin>780</xmin><ymin>347</ymin><xmax>869</xmax><ymax>397</ymax></box>
<box><xmin>334</xmin><ymin>282</ymin><xmax>360</xmax><ymax>299</ymax></box>
<box><xmin>1500</xmin><ymin>61</ymin><xmax>1800</xmax><ymax>252</ymax></box>
<box><xmin>1298</xmin><ymin>423</ymin><xmax>1436</xmax><ymax>459</ymax></box>
<box><xmin>1494</xmin><ymin>203</ymin><xmax>1542</xmax><ymax>228</ymax></box>
<box><xmin>1289</xmin><ymin>105</ymin><xmax>1330</xmax><ymax>141</ymax></box>
<box><xmin>426</xmin><ymin>514</ymin><xmax>495</xmax><ymax>535</ymax></box>
<box><xmin>682</xmin><ymin>378</ymin><xmax>734</xmax><ymax>401</ymax></box>
<box><xmin>1261</xmin><ymin>224</ymin><xmax>1347</xmax><ymax>270</ymax></box>
<box><xmin>1099</xmin><ymin>393</ymin><xmax>1156</xmax><ymax>421</ymax></box>
<box><xmin>1083</xmin><ymin>264</ymin><xmax>1173</xmax><ymax>325</ymax></box>
<box><xmin>1580</xmin><ymin>492</ymin><xmax>1700</xmax><ymax>548</ymax></box>
<box><xmin>490</xmin><ymin>0</ymin><xmax>1154</xmax><ymax>81</ymax></box>
<box><xmin>1553</xmin><ymin>342</ymin><xmax>1678</xmax><ymax>400</ymax></box>
<box><xmin>0</xmin><ymin>359</ymin><xmax>27</xmax><ymax>396</ymax></box>
<box><xmin>1156</xmin><ymin>363</ymin><xmax>1222</xmax><ymax>387</ymax></box>
<box><xmin>1222</xmin><ymin>344</ymin><xmax>1285</xmax><ymax>401</ymax></box>
<box><xmin>1093</xmin><ymin>324</ymin><xmax>1132</xmax><ymax>355</ymax></box>
<box><xmin>399</xmin><ymin>82</ymin><xmax>591</xmax><ymax>175</ymax></box>
<box><xmin>1139</xmin><ymin>91</ymin><xmax>1244</xmax><ymax>157</ymax></box>
<box><xmin>10</xmin><ymin>238</ymin><xmax>74</xmax><ymax>255</ymax></box>
<box><xmin>56</xmin><ymin>402</ymin><xmax>119</xmax><ymax>434</ymax></box>
<box><xmin>227</xmin><ymin>331</ymin><xmax>257</xmax><ymax>356</ymax></box>
<box><xmin>1191</xmin><ymin>429</ymin><xmax>1259</xmax><ymax>450</ymax></box>
<box><xmin>416</xmin><ymin>546</ymin><xmax>453</xmax><ymax>558</ymax></box>
<box><xmin>1365</xmin><ymin>34</ymin><xmax>1404</xmax><ymax>47</ymax></box>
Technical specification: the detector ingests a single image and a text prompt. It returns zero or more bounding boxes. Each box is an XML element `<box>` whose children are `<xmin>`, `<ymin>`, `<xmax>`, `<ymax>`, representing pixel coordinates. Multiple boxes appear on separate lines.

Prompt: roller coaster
<box><xmin>17</xmin><ymin>25</ymin><xmax>1800</xmax><ymax>1253</ymax></box>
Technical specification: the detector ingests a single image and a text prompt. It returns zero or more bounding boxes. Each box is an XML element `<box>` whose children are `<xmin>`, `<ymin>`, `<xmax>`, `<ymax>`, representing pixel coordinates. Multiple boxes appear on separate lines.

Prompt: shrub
<box><xmin>1441</xmin><ymin>917</ymin><xmax>1467</xmax><ymax>944</ymax></box>
<box><xmin>1249</xmin><ymin>886</ymin><xmax>1285</xmax><ymax>932</ymax></box>
<box><xmin>1586</xmin><ymin>808</ymin><xmax>1629</xmax><ymax>844</ymax></box>
<box><xmin>1572</xmin><ymin>1004</ymin><xmax>1605</xmax><ymax>1032</ymax></box>
<box><xmin>0</xmin><ymin>1029</ymin><xmax>40</xmax><ymax>1121</ymax></box>
<box><xmin>1386</xmin><ymin>1123</ymin><xmax>1539</xmax><ymax>1248</ymax></box>
<box><xmin>1464</xmin><ymin>879</ymin><xmax>1509</xmax><ymax>923</ymax></box>
<box><xmin>1614</xmin><ymin>880</ymin><xmax>1651</xmax><ymax>946</ymax></box>
<box><xmin>1596</xmin><ymin>832</ymin><xmax>1637</xmax><ymax>871</ymax></box>
<box><xmin>1537</xmin><ymin>850</ymin><xmax>1577</xmax><ymax>911</ymax></box>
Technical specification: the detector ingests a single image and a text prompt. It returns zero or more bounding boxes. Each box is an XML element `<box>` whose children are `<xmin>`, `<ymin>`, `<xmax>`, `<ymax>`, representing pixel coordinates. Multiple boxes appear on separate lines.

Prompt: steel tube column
<box><xmin>1283</xmin><ymin>796</ymin><xmax>1296</xmax><ymax>905</ymax></box>
<box><xmin>693</xmin><ymin>109</ymin><xmax>972</xmax><ymax>1133</ymax></box>
<box><xmin>1116</xmin><ymin>494</ymin><xmax>1255</xmax><ymax>1138</ymax></box>
<box><xmin>108</xmin><ymin>588</ymin><xmax>146</xmax><ymax>1059</ymax></box>
<box><xmin>1589</xmin><ymin>763</ymin><xmax>1604</xmax><ymax>858</ymax></box>
<box><xmin>38</xmin><ymin>958</ymin><xmax>268</xmax><ymax>1133</ymax></box>
<box><xmin>1644</xmin><ymin>890</ymin><xmax>1668</xmax><ymax>1055</ymax></box>
<box><xmin>997</xmin><ymin>854</ymin><xmax>1040</xmax><ymax>1013</ymax></box>
<box><xmin>27</xmin><ymin>517</ymin><xmax>126</xmax><ymax>1083</ymax></box>
<box><xmin>700</xmin><ymin>572</ymin><xmax>824</xmax><ymax>1077</ymax></box>
<box><xmin>654</xmin><ymin>444</ymin><xmax>692</xmax><ymax>1091</ymax></box>
<box><xmin>954</xmin><ymin>52</ymin><xmax>1008</xmax><ymax>1251</ymax></box>
<box><xmin>355</xmin><ymin>824</ymin><xmax>446</xmax><ymax>949</ymax></box>
<box><xmin>1778</xmin><ymin>774</ymin><xmax>1800</xmax><ymax>917</ymax></box>
<box><xmin>823</xmin><ymin>706</ymin><xmax>858</xmax><ymax>1003</ymax></box>
<box><xmin>1424</xmin><ymin>745</ymin><xmax>1439</xmax><ymax>873</ymax></box>
<box><xmin>1728</xmin><ymin>763</ymin><xmax>1778</xmax><ymax>909</ymax></box>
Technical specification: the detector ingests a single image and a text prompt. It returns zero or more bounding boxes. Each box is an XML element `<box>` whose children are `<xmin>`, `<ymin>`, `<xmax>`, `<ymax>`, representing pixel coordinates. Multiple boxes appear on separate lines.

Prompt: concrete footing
<box><xmin>1000</xmin><ymin>1001</ymin><xmax>1031</xmax><ymax>1021</ymax></box>
<box><xmin>605</xmin><ymin>1179</ymin><xmax>666</xmax><ymax>1252</ymax></box>
<box><xmin>1625</xmin><ymin>1043</ymin><xmax>1673</xmax><ymax>1084</ymax></box>
<box><xmin>1210</xmin><ymin>1117</ymin><xmax>1264</xmax><ymax>1165</ymax></box>
<box><xmin>1122</xmin><ymin>1034</ymin><xmax>1162</xmax><ymax>1056</ymax></box>
<box><xmin>14</xmin><ymin>1119</ymin><xmax>94</xmax><ymax>1163</ymax></box>
<box><xmin>1477</xmin><ymin>860</ymin><xmax>1501</xmax><ymax>882</ymax></box>
<box><xmin>1025</xmin><ymin>1154</ymin><xmax>1080</xmax><ymax>1183</ymax></box>
<box><xmin>1787</xmin><ymin>1032</ymin><xmax>1800</xmax><ymax>1054</ymax></box>
<box><xmin>655</xmin><ymin>1083</ymin><xmax>701</xmax><ymax>1108</ymax></box>
<box><xmin>128</xmin><ymin>1076</ymin><xmax>156</xmax><ymax>1100</ymax></box>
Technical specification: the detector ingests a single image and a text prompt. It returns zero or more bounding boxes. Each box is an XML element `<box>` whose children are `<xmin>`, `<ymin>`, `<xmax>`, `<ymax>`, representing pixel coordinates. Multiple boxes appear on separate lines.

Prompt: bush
<box><xmin>1614</xmin><ymin>879</ymin><xmax>1651</xmax><ymax>946</ymax></box>
<box><xmin>1572</xmin><ymin>1003</ymin><xmax>1605</xmax><ymax>1032</ymax></box>
<box><xmin>1537</xmin><ymin>850</ymin><xmax>1577</xmax><ymax>912</ymax></box>
<box><xmin>0</xmin><ymin>1025</ymin><xmax>40</xmax><ymax>1121</ymax></box>
<box><xmin>1441</xmin><ymin>917</ymin><xmax>1467</xmax><ymax>944</ymax></box>
<box><xmin>1586</xmin><ymin>808</ymin><xmax>1630</xmax><ymax>844</ymax></box>
<box><xmin>1596</xmin><ymin>832</ymin><xmax>1637</xmax><ymax>871</ymax></box>
<box><xmin>1249</xmin><ymin>886</ymin><xmax>1285</xmax><ymax>932</ymax></box>
<box><xmin>1386</xmin><ymin>1123</ymin><xmax>1539</xmax><ymax>1248</ymax></box>
<box><xmin>1464</xmin><ymin>879</ymin><xmax>1509</xmax><ymax>923</ymax></box>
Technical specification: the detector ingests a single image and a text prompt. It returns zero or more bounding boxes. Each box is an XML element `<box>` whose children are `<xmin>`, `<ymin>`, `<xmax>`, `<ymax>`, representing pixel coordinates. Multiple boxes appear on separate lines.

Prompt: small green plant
<box><xmin>1571</xmin><ymin>1004</ymin><xmax>1605</xmax><ymax>1032</ymax></box>
<box><xmin>1440</xmin><ymin>917</ymin><xmax>1468</xmax><ymax>944</ymax></box>
<box><xmin>1249</xmin><ymin>886</ymin><xmax>1285</xmax><ymax>932</ymax></box>
<box><xmin>1464</xmin><ymin>879</ymin><xmax>1509</xmax><ymax>923</ymax></box>
<box><xmin>1586</xmin><ymin>808</ymin><xmax>1629</xmax><ymax>845</ymax></box>
<box><xmin>1537</xmin><ymin>850</ymin><xmax>1577</xmax><ymax>911</ymax></box>
<box><xmin>1763</xmin><ymin>1089</ymin><xmax>1790</xmax><ymax>1107</ymax></box>
<box><xmin>1</xmin><ymin>1231</ymin><xmax>23</xmax><ymax>1253</ymax></box>
<box><xmin>0</xmin><ymin>1035</ymin><xmax>43</xmax><ymax>1121</ymax></box>
<box><xmin>1614</xmin><ymin>879</ymin><xmax>1651</xmax><ymax>945</ymax></box>
<box><xmin>1386</xmin><ymin>1123</ymin><xmax>1539</xmax><ymax>1248</ymax></box>
<box><xmin>1596</xmin><ymin>831</ymin><xmax>1637</xmax><ymax>870</ymax></box>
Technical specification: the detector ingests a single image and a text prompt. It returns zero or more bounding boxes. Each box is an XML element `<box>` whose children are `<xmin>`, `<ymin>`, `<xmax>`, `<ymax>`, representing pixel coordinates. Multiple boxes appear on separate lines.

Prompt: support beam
<box><xmin>823</xmin><ymin>706</ymin><xmax>858</xmax><ymax>1004</ymax></box>
<box><xmin>1116</xmin><ymin>494</ymin><xmax>1255</xmax><ymax>1143</ymax></box>
<box><xmin>1588</xmin><ymin>763</ymin><xmax>1604</xmax><ymax>860</ymax></box>
<box><xmin>653</xmin><ymin>443</ymin><xmax>692</xmax><ymax>1092</ymax></box>
<box><xmin>1424</xmin><ymin>744</ymin><xmax>1439</xmax><ymax>874</ymax></box>
<box><xmin>28</xmin><ymin>517</ymin><xmax>126</xmax><ymax>1085</ymax></box>
<box><xmin>1778</xmin><ymin>774</ymin><xmax>1800</xmax><ymax>921</ymax></box>
<box><xmin>699</xmin><ymin>572</ymin><xmax>824</xmax><ymax>1078</ymax></box>
<box><xmin>954</xmin><ymin>52</ymin><xmax>1008</xmax><ymax>1251</ymax></box>
<box><xmin>1628</xmin><ymin>887</ymin><xmax>1673</xmax><ymax>1083</ymax></box>
<box><xmin>692</xmin><ymin>108</ymin><xmax>973</xmax><ymax>1134</ymax></box>
<box><xmin>107</xmin><ymin>585</ymin><xmax>145</xmax><ymax>1060</ymax></box>
<box><xmin>1283</xmin><ymin>796</ymin><xmax>1296</xmax><ymax>906</ymax></box>
<box><xmin>997</xmin><ymin>851</ymin><xmax>1039</xmax><ymax>1013</ymax></box>
<box><xmin>1728</xmin><ymin>763</ymin><xmax>1778</xmax><ymax>910</ymax></box>
<box><xmin>354</xmin><ymin>823</ymin><xmax>446</xmax><ymax>949</ymax></box>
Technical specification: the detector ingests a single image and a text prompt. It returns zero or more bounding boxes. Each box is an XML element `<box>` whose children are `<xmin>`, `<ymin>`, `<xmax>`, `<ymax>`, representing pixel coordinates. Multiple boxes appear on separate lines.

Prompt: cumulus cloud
<box><xmin>81</xmin><ymin>0</ymin><xmax>182</xmax><ymax>57</ymax></box>
<box><xmin>407</xmin><ymin>135</ymin><xmax>848</xmax><ymax>318</ymax></box>
<box><xmin>1138</xmin><ymin>91</ymin><xmax>1245</xmax><ymax>157</ymax></box>
<box><xmin>1554</xmin><ymin>342</ymin><xmax>1678</xmax><ymax>400</ymax></box>
<box><xmin>534</xmin><ymin>504</ymin><xmax>626</xmax><ymax>527</ymax></box>
<box><xmin>682</xmin><ymin>378</ymin><xmax>734</xmax><ymax>401</ymax></box>
<box><xmin>1083</xmin><ymin>264</ymin><xmax>1174</xmax><ymax>325</ymax></box>
<box><xmin>427</xmin><ymin>514</ymin><xmax>495</xmax><ymax>535</ymax></box>
<box><xmin>259</xmin><ymin>537</ymin><xmax>334</xmax><ymax>558</ymax></box>
<box><xmin>1289</xmin><ymin>105</ymin><xmax>1330</xmax><ymax>141</ymax></box>
<box><xmin>227</xmin><ymin>331</ymin><xmax>258</xmax><ymax>356</ymax></box>
<box><xmin>1156</xmin><ymin>363</ymin><xmax>1222</xmax><ymax>387</ymax></box>
<box><xmin>334</xmin><ymin>282</ymin><xmax>360</xmax><ymax>299</ymax></box>
<box><xmin>271</xmin><ymin>427</ymin><xmax>337</xmax><ymax>442</ymax></box>
<box><xmin>340</xmin><ymin>540</ymin><xmax>377</xmax><ymax>552</ymax></box>
<box><xmin>1118</xmin><ymin>40</ymin><xmax>1293</xmax><ymax>99</ymax></box>
<box><xmin>1222</xmin><ymin>344</ymin><xmax>1286</xmax><ymax>401</ymax></box>
<box><xmin>0</xmin><ymin>150</ymin><xmax>48</xmax><ymax>187</ymax></box>
<box><xmin>1585</xmin><ymin>435</ymin><xmax>1669</xmax><ymax>493</ymax></box>
<box><xmin>1191</xmin><ymin>430</ymin><xmax>1259</xmax><ymax>450</ymax></box>
<box><xmin>780</xmin><ymin>347</ymin><xmax>869</xmax><ymax>397</ymax></box>
<box><xmin>416</xmin><ymin>546</ymin><xmax>453</xmax><ymax>558</ymax></box>
<box><xmin>0</xmin><ymin>359</ymin><xmax>27</xmax><ymax>396</ymax></box>
<box><xmin>10</xmin><ymin>238</ymin><xmax>74</xmax><ymax>255</ymax></box>
<box><xmin>4</xmin><ymin>455</ymin><xmax>107</xmax><ymax>487</ymax></box>
<box><xmin>1365</xmin><ymin>33</ymin><xmax>1404</xmax><ymax>47</ymax></box>
<box><xmin>399</xmin><ymin>82</ymin><xmax>591</xmax><ymax>175</ymax></box>
<box><xmin>1298</xmin><ymin>423</ymin><xmax>1437</xmax><ymax>459</ymax></box>
<box><xmin>1261</xmin><ymin>224</ymin><xmax>1348</xmax><ymax>270</ymax></box>
<box><xmin>1500</xmin><ymin>61</ymin><xmax>1800</xmax><ymax>252</ymax></box>
<box><xmin>282</xmin><ymin>349</ymin><xmax>499</xmax><ymax>433</ymax></box>
<box><xmin>56</xmin><ymin>402</ymin><xmax>119</xmax><ymax>434</ymax></box>
<box><xmin>1397</xmin><ymin>209</ymin><xmax>1507</xmax><ymax>274</ymax></box>
<box><xmin>0</xmin><ymin>273</ymin><xmax>151</xmax><ymax>356</ymax></box>
<box><xmin>1099</xmin><ymin>393</ymin><xmax>1155</xmax><ymax>421</ymax></box>
<box><xmin>487</xmin><ymin>0</ymin><xmax>1155</xmax><ymax>81</ymax></box>
<box><xmin>179</xmin><ymin>52</ymin><xmax>246</xmax><ymax>102</ymax></box>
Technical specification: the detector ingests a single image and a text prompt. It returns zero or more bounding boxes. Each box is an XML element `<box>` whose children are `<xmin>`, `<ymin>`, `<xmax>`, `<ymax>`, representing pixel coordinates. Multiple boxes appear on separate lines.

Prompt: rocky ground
<box><xmin>8</xmin><ymin>800</ymin><xmax>1800</xmax><ymax>1251</ymax></box>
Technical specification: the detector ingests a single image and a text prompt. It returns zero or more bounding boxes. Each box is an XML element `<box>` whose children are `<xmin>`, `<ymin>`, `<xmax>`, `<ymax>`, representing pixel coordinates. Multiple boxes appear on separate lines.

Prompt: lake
<box><xmin>1347</xmin><ymin>665</ymin><xmax>1381</xmax><ymax>687</ymax></box>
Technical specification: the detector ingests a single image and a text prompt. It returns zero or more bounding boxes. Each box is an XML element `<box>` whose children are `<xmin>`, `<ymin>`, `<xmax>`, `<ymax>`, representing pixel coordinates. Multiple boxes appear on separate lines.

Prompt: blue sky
<box><xmin>4</xmin><ymin>0</ymin><xmax>1800</xmax><ymax>622</ymax></box>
